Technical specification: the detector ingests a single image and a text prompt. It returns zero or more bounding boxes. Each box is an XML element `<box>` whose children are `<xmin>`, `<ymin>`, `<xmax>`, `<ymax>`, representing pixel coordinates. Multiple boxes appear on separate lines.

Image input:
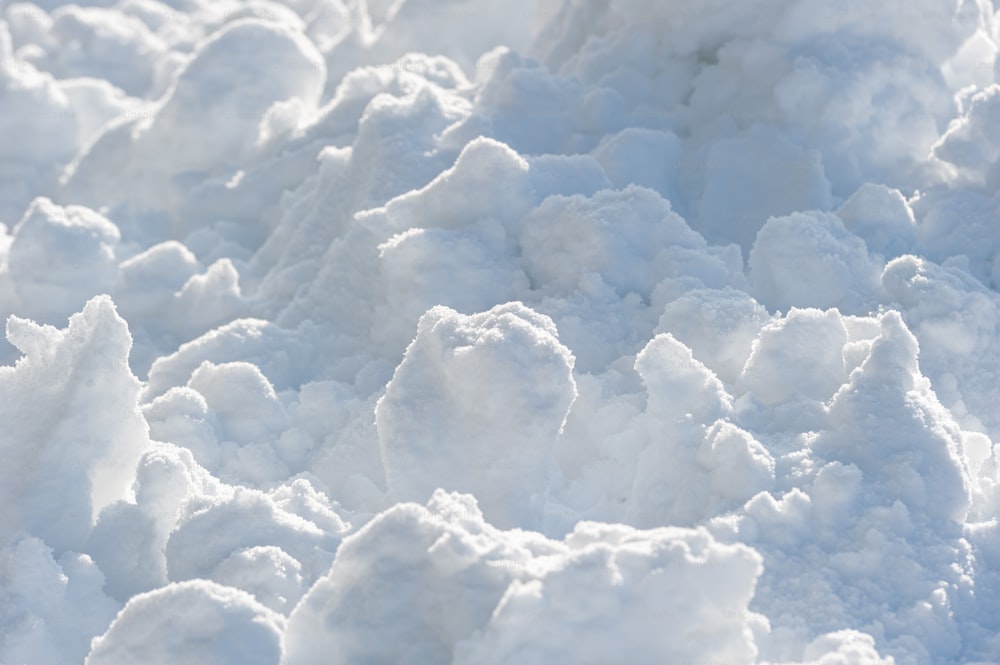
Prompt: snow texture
<box><xmin>2</xmin><ymin>0</ymin><xmax>1000</xmax><ymax>664</ymax></box>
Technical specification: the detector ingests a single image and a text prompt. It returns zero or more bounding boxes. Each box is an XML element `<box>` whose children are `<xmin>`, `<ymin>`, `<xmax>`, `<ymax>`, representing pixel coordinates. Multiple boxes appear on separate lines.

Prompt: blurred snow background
<box><xmin>1</xmin><ymin>0</ymin><xmax>1000</xmax><ymax>663</ymax></box>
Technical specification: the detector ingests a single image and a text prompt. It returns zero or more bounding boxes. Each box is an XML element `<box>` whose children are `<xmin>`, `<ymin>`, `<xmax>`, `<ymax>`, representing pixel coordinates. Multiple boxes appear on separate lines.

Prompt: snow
<box><xmin>1</xmin><ymin>0</ymin><xmax>1000</xmax><ymax>664</ymax></box>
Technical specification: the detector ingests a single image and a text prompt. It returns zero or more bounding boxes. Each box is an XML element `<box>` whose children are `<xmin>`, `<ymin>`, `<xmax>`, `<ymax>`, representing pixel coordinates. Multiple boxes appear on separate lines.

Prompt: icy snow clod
<box><xmin>628</xmin><ymin>333</ymin><xmax>774</xmax><ymax>527</ymax></box>
<box><xmin>62</xmin><ymin>18</ymin><xmax>326</xmax><ymax>220</ymax></box>
<box><xmin>0</xmin><ymin>295</ymin><xmax>149</xmax><ymax>552</ymax></box>
<box><xmin>0</xmin><ymin>535</ymin><xmax>118</xmax><ymax>665</ymax></box>
<box><xmin>8</xmin><ymin>198</ymin><xmax>120</xmax><ymax>326</ymax></box>
<box><xmin>281</xmin><ymin>490</ymin><xmax>545</xmax><ymax>665</ymax></box>
<box><xmin>454</xmin><ymin>522</ymin><xmax>765</xmax><ymax>665</ymax></box>
<box><xmin>816</xmin><ymin>310</ymin><xmax>972</xmax><ymax>527</ymax></box>
<box><xmin>740</xmin><ymin>307</ymin><xmax>850</xmax><ymax>406</ymax></box>
<box><xmin>376</xmin><ymin>302</ymin><xmax>576</xmax><ymax>530</ymax></box>
<box><xmin>284</xmin><ymin>490</ymin><xmax>765</xmax><ymax>665</ymax></box>
<box><xmin>85</xmin><ymin>579</ymin><xmax>284</xmax><ymax>665</ymax></box>
<box><xmin>749</xmin><ymin>211</ymin><xmax>882</xmax><ymax>314</ymax></box>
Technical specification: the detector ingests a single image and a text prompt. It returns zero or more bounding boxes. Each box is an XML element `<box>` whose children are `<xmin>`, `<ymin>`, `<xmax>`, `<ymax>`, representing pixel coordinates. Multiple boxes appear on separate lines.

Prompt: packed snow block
<box><xmin>737</xmin><ymin>310</ymin><xmax>976</xmax><ymax>662</ymax></box>
<box><xmin>909</xmin><ymin>186</ymin><xmax>1000</xmax><ymax>289</ymax></box>
<box><xmin>86</xmin><ymin>441</ymin><xmax>227</xmax><ymax>601</ymax></box>
<box><xmin>363</xmin><ymin>137</ymin><xmax>535</xmax><ymax>352</ymax></box>
<box><xmin>933</xmin><ymin>84</ymin><xmax>1000</xmax><ymax>188</ymax></box>
<box><xmin>252</xmin><ymin>79</ymin><xmax>462</xmax><ymax>321</ymax></box>
<box><xmin>881</xmin><ymin>255</ymin><xmax>1000</xmax><ymax>437</ymax></box>
<box><xmin>115</xmin><ymin>240</ymin><xmax>200</xmax><ymax>331</ymax></box>
<box><xmin>363</xmin><ymin>137</ymin><xmax>535</xmax><ymax>236</ymax></box>
<box><xmin>461</xmin><ymin>47</ymin><xmax>600</xmax><ymax>155</ymax></box>
<box><xmin>175</xmin><ymin>360</ymin><xmax>293</xmax><ymax>485</ymax></box>
<box><xmin>63</xmin><ymin>17</ymin><xmax>325</xmax><ymax>219</ymax></box>
<box><xmin>534</xmin><ymin>0</ymin><xmax>794</xmax><ymax>116</ymax></box>
<box><xmin>142</xmin><ymin>387</ymin><xmax>221</xmax><ymax>481</ymax></box>
<box><xmin>553</xmin><ymin>371</ymin><xmax>648</xmax><ymax>523</ymax></box>
<box><xmin>749</xmin><ymin>210</ymin><xmax>882</xmax><ymax>313</ymax></box>
<box><xmin>454</xmin><ymin>522</ymin><xmax>764</xmax><ymax>665</ymax></box>
<box><xmin>85</xmin><ymin>579</ymin><xmax>284</xmax><ymax>665</ymax></box>
<box><xmin>145</xmin><ymin>17</ymin><xmax>324</xmax><ymax>169</ymax></box>
<box><xmin>627</xmin><ymin>334</ymin><xmax>773</xmax><ymax>527</ymax></box>
<box><xmin>836</xmin><ymin>183</ymin><xmax>917</xmax><ymax>259</ymax></box>
<box><xmin>636</xmin><ymin>332</ymin><xmax>733</xmax><ymax>424</ymax></box>
<box><xmin>342</xmin><ymin>83</ymin><xmax>469</xmax><ymax>212</ymax></box>
<box><xmin>376</xmin><ymin>223</ymin><xmax>529</xmax><ymax>352</ymax></box>
<box><xmin>881</xmin><ymin>255</ymin><xmax>997</xmax><ymax>362</ymax></box>
<box><xmin>186</xmin><ymin>361</ymin><xmax>288</xmax><ymax>448</ymax></box>
<box><xmin>286</xmin><ymin>490</ymin><xmax>765</xmax><ymax>665</ymax></box>
<box><xmin>165</xmin><ymin>484</ymin><xmax>346</xmax><ymax>587</ymax></box>
<box><xmin>813</xmin><ymin>311</ymin><xmax>971</xmax><ymax>527</ymax></box>
<box><xmin>167</xmin><ymin>258</ymin><xmax>245</xmax><ymax>340</ymax></box>
<box><xmin>377</xmin><ymin>302</ymin><xmax>576</xmax><ymax>530</ymax></box>
<box><xmin>8</xmin><ymin>197</ymin><xmax>120</xmax><ymax>325</ymax></box>
<box><xmin>211</xmin><ymin>545</ymin><xmax>305</xmax><ymax>615</ymax></box>
<box><xmin>0</xmin><ymin>295</ymin><xmax>149</xmax><ymax>552</ymax></box>
<box><xmin>655</xmin><ymin>287</ymin><xmax>772</xmax><ymax>385</ymax></box>
<box><xmin>142</xmin><ymin>318</ymin><xmax>315</xmax><ymax>400</ymax></box>
<box><xmin>0</xmin><ymin>535</ymin><xmax>119</xmax><ymax>665</ymax></box>
<box><xmin>270</xmin><ymin>87</ymin><xmax>474</xmax><ymax>348</ymax></box>
<box><xmin>697</xmin><ymin>126</ymin><xmax>833</xmax><ymax>253</ymax></box>
<box><xmin>281</xmin><ymin>490</ymin><xmax>550</xmax><ymax>665</ymax></box>
<box><xmin>740</xmin><ymin>308</ymin><xmax>850</xmax><ymax>406</ymax></box>
<box><xmin>520</xmin><ymin>185</ymin><xmax>717</xmax><ymax>301</ymax></box>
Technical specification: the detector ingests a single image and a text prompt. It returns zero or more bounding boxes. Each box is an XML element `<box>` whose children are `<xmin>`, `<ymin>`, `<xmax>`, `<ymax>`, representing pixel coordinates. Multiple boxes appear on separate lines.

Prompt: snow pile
<box><xmin>2</xmin><ymin>0</ymin><xmax>1000</xmax><ymax>664</ymax></box>
<box><xmin>283</xmin><ymin>489</ymin><xmax>763</xmax><ymax>665</ymax></box>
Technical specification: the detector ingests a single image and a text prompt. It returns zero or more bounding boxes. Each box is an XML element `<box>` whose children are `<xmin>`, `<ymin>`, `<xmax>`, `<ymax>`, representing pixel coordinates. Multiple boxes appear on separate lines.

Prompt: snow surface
<box><xmin>2</xmin><ymin>0</ymin><xmax>1000</xmax><ymax>663</ymax></box>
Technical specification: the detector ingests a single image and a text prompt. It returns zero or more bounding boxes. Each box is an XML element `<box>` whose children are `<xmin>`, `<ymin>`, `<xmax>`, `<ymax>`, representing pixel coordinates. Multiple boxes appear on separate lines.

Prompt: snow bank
<box><xmin>86</xmin><ymin>579</ymin><xmax>284</xmax><ymax>665</ymax></box>
<box><xmin>284</xmin><ymin>490</ymin><xmax>763</xmax><ymax>665</ymax></box>
<box><xmin>3</xmin><ymin>0</ymin><xmax>1000</xmax><ymax>664</ymax></box>
<box><xmin>0</xmin><ymin>295</ymin><xmax>148</xmax><ymax>552</ymax></box>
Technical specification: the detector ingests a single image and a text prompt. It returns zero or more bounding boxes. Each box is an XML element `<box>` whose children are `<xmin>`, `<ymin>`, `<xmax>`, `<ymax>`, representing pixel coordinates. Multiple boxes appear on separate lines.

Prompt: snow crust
<box><xmin>2</xmin><ymin>0</ymin><xmax>1000</xmax><ymax>663</ymax></box>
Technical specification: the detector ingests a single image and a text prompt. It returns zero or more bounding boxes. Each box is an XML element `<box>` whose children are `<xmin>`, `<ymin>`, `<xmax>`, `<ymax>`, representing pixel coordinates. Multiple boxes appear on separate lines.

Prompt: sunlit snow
<box><xmin>2</xmin><ymin>1</ymin><xmax>1000</xmax><ymax>664</ymax></box>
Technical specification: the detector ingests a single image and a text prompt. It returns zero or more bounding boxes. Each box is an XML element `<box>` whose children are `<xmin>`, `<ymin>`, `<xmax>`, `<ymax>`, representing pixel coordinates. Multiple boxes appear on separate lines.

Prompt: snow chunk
<box><xmin>815</xmin><ymin>310</ymin><xmax>972</xmax><ymax>527</ymax></box>
<box><xmin>63</xmin><ymin>18</ymin><xmax>325</xmax><ymax>218</ymax></box>
<box><xmin>143</xmin><ymin>318</ymin><xmax>313</xmax><ymax>400</ymax></box>
<box><xmin>85</xmin><ymin>579</ymin><xmax>284</xmax><ymax>665</ymax></box>
<box><xmin>165</xmin><ymin>484</ymin><xmax>344</xmax><ymax>585</ymax></box>
<box><xmin>377</xmin><ymin>302</ymin><xmax>576</xmax><ymax>529</ymax></box>
<box><xmin>655</xmin><ymin>287</ymin><xmax>772</xmax><ymax>385</ymax></box>
<box><xmin>934</xmin><ymin>84</ymin><xmax>1000</xmax><ymax>188</ymax></box>
<box><xmin>749</xmin><ymin>210</ymin><xmax>882</xmax><ymax>313</ymax></box>
<box><xmin>740</xmin><ymin>308</ymin><xmax>850</xmax><ymax>406</ymax></box>
<box><xmin>282</xmin><ymin>490</ymin><xmax>547</xmax><ymax>664</ymax></box>
<box><xmin>0</xmin><ymin>295</ymin><xmax>149</xmax><ymax>551</ymax></box>
<box><xmin>8</xmin><ymin>197</ymin><xmax>120</xmax><ymax>325</ymax></box>
<box><xmin>837</xmin><ymin>183</ymin><xmax>917</xmax><ymax>259</ymax></box>
<box><xmin>455</xmin><ymin>523</ymin><xmax>763</xmax><ymax>665</ymax></box>
<box><xmin>628</xmin><ymin>334</ymin><xmax>773</xmax><ymax>526</ymax></box>
<box><xmin>285</xmin><ymin>490</ymin><xmax>764</xmax><ymax>665</ymax></box>
<box><xmin>520</xmin><ymin>185</ymin><xmax>717</xmax><ymax>300</ymax></box>
<box><xmin>0</xmin><ymin>535</ymin><xmax>118</xmax><ymax>665</ymax></box>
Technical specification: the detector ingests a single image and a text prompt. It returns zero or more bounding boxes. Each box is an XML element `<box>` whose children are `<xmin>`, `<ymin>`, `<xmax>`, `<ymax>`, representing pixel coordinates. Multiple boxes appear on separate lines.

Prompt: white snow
<box><xmin>1</xmin><ymin>1</ymin><xmax>1000</xmax><ymax>664</ymax></box>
